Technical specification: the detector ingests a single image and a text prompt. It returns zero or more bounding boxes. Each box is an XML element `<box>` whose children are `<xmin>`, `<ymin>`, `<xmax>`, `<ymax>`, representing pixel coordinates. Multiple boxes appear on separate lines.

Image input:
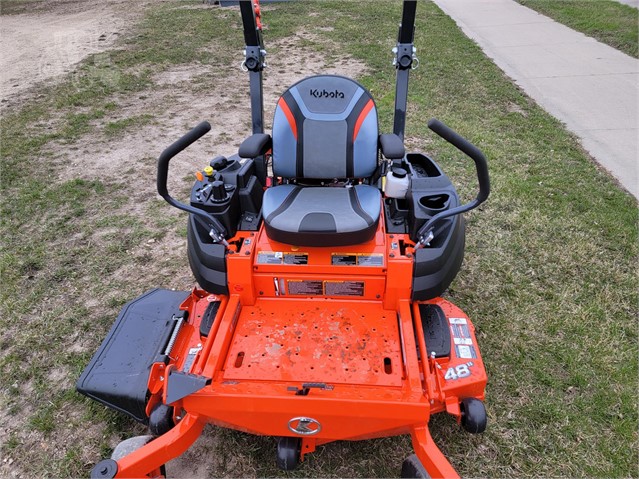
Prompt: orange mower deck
<box><xmin>92</xmin><ymin>226</ymin><xmax>487</xmax><ymax>478</ymax></box>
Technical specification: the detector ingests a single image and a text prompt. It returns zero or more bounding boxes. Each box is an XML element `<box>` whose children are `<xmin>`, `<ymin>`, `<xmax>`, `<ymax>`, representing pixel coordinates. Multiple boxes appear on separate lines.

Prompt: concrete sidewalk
<box><xmin>614</xmin><ymin>0</ymin><xmax>638</xmax><ymax>8</ymax></box>
<box><xmin>433</xmin><ymin>0</ymin><xmax>639</xmax><ymax>199</ymax></box>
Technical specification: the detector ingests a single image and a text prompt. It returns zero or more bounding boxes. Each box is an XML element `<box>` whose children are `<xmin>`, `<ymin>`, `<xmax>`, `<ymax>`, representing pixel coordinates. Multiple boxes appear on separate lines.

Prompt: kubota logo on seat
<box><xmin>309</xmin><ymin>88</ymin><xmax>345</xmax><ymax>99</ymax></box>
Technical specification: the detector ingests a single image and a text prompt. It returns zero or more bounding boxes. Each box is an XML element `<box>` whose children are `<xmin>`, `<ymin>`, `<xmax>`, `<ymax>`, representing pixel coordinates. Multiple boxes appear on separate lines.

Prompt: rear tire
<box><xmin>276</xmin><ymin>437</ymin><xmax>301</xmax><ymax>471</ymax></box>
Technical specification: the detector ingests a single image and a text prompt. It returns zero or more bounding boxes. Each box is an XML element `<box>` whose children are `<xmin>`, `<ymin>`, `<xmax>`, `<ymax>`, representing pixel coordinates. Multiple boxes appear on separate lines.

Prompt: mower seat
<box><xmin>263</xmin><ymin>75</ymin><xmax>381</xmax><ymax>247</ymax></box>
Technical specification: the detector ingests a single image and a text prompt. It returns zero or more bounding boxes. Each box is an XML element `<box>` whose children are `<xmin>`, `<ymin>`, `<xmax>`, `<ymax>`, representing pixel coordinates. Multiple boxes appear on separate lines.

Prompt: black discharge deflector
<box><xmin>77</xmin><ymin>289</ymin><xmax>190</xmax><ymax>423</ymax></box>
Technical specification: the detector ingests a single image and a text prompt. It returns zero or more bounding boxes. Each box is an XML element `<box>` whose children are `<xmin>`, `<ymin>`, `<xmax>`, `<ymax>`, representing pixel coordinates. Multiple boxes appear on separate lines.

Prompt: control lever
<box><xmin>415</xmin><ymin>119</ymin><xmax>490</xmax><ymax>249</ymax></box>
<box><xmin>157</xmin><ymin>122</ymin><xmax>229</xmax><ymax>247</ymax></box>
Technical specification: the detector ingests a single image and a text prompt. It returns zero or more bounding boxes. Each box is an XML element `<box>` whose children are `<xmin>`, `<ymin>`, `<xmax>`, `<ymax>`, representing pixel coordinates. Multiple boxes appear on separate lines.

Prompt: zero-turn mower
<box><xmin>78</xmin><ymin>1</ymin><xmax>491</xmax><ymax>477</ymax></box>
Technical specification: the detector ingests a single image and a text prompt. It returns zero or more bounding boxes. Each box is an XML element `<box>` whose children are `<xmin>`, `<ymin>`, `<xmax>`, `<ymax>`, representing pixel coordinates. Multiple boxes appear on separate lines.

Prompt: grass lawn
<box><xmin>1</xmin><ymin>0</ymin><xmax>637</xmax><ymax>477</ymax></box>
<box><xmin>517</xmin><ymin>0</ymin><xmax>639</xmax><ymax>58</ymax></box>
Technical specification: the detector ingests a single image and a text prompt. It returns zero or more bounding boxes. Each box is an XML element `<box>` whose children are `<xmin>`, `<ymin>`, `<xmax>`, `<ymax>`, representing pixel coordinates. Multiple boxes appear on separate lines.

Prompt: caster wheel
<box><xmin>110</xmin><ymin>435</ymin><xmax>166</xmax><ymax>477</ymax></box>
<box><xmin>460</xmin><ymin>397</ymin><xmax>487</xmax><ymax>434</ymax></box>
<box><xmin>111</xmin><ymin>435</ymin><xmax>155</xmax><ymax>460</ymax></box>
<box><xmin>91</xmin><ymin>459</ymin><xmax>118</xmax><ymax>478</ymax></box>
<box><xmin>400</xmin><ymin>454</ymin><xmax>431</xmax><ymax>478</ymax></box>
<box><xmin>276</xmin><ymin>436</ymin><xmax>301</xmax><ymax>471</ymax></box>
<box><xmin>149</xmin><ymin>404</ymin><xmax>174</xmax><ymax>436</ymax></box>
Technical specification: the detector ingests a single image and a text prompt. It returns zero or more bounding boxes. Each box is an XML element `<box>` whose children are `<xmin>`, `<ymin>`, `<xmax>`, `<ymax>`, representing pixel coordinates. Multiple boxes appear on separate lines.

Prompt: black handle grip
<box><xmin>157</xmin><ymin>121</ymin><xmax>211</xmax><ymax>199</ymax></box>
<box><xmin>427</xmin><ymin>118</ymin><xmax>490</xmax><ymax>205</ymax></box>
<box><xmin>416</xmin><ymin>119</ymin><xmax>491</xmax><ymax>246</ymax></box>
<box><xmin>155</xmin><ymin>122</ymin><xmax>228</xmax><ymax>244</ymax></box>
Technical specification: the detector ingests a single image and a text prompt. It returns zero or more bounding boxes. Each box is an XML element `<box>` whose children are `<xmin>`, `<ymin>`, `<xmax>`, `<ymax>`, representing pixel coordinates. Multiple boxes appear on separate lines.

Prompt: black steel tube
<box><xmin>398</xmin><ymin>0</ymin><xmax>417</xmax><ymax>43</ymax></box>
<box><xmin>157</xmin><ymin>121</ymin><xmax>211</xmax><ymax>199</ymax></box>
<box><xmin>239</xmin><ymin>0</ymin><xmax>260</xmax><ymax>46</ymax></box>
<box><xmin>393</xmin><ymin>1</ymin><xmax>418</xmax><ymax>139</ymax></box>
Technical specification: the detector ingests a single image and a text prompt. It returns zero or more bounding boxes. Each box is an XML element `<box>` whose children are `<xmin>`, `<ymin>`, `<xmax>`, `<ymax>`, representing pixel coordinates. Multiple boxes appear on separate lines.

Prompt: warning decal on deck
<box><xmin>455</xmin><ymin>345</ymin><xmax>477</xmax><ymax>359</ymax></box>
<box><xmin>449</xmin><ymin>317</ymin><xmax>477</xmax><ymax>359</ymax></box>
<box><xmin>287</xmin><ymin>280</ymin><xmax>323</xmax><ymax>295</ymax></box>
<box><xmin>286</xmin><ymin>280</ymin><xmax>365</xmax><ymax>297</ymax></box>
<box><xmin>331</xmin><ymin>254</ymin><xmax>357</xmax><ymax>265</ymax></box>
<box><xmin>324</xmin><ymin>281</ymin><xmax>364</xmax><ymax>297</ymax></box>
<box><xmin>182</xmin><ymin>346</ymin><xmax>201</xmax><ymax>373</ymax></box>
<box><xmin>283</xmin><ymin>253</ymin><xmax>308</xmax><ymax>265</ymax></box>
<box><xmin>257</xmin><ymin>251</ymin><xmax>283</xmax><ymax>264</ymax></box>
<box><xmin>331</xmin><ymin>253</ymin><xmax>383</xmax><ymax>266</ymax></box>
<box><xmin>357</xmin><ymin>254</ymin><xmax>383</xmax><ymax>266</ymax></box>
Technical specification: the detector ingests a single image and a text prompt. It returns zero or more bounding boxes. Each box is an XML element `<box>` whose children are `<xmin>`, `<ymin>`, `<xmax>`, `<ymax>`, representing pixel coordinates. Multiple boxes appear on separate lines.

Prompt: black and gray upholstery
<box><xmin>263</xmin><ymin>75</ymin><xmax>382</xmax><ymax>246</ymax></box>
<box><xmin>263</xmin><ymin>184</ymin><xmax>380</xmax><ymax>246</ymax></box>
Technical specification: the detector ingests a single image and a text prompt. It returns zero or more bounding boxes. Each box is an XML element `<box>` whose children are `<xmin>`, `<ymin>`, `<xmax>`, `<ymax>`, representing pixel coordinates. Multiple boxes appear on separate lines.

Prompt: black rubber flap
<box><xmin>200</xmin><ymin>301</ymin><xmax>220</xmax><ymax>337</ymax></box>
<box><xmin>77</xmin><ymin>289</ymin><xmax>190</xmax><ymax>423</ymax></box>
<box><xmin>166</xmin><ymin>371</ymin><xmax>210</xmax><ymax>405</ymax></box>
<box><xmin>418</xmin><ymin>304</ymin><xmax>451</xmax><ymax>358</ymax></box>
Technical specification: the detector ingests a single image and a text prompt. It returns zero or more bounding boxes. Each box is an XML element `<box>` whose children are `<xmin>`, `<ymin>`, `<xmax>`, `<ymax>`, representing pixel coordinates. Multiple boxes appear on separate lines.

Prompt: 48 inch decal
<box><xmin>444</xmin><ymin>362</ymin><xmax>474</xmax><ymax>381</ymax></box>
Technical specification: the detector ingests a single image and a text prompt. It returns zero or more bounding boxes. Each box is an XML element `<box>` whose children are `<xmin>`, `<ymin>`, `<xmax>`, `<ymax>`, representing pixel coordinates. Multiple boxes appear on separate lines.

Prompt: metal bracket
<box><xmin>287</xmin><ymin>382</ymin><xmax>334</xmax><ymax>396</ymax></box>
<box><xmin>415</xmin><ymin>229</ymin><xmax>434</xmax><ymax>249</ymax></box>
<box><xmin>392</xmin><ymin>43</ymin><xmax>417</xmax><ymax>70</ymax></box>
<box><xmin>166</xmin><ymin>371</ymin><xmax>211</xmax><ymax>405</ymax></box>
<box><xmin>242</xmin><ymin>46</ymin><xmax>266</xmax><ymax>72</ymax></box>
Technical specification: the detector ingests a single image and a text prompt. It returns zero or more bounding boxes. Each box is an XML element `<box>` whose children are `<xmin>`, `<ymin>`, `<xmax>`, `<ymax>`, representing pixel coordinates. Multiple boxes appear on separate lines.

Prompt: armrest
<box><xmin>238</xmin><ymin>133</ymin><xmax>272</xmax><ymax>158</ymax></box>
<box><xmin>379</xmin><ymin>133</ymin><xmax>405</xmax><ymax>159</ymax></box>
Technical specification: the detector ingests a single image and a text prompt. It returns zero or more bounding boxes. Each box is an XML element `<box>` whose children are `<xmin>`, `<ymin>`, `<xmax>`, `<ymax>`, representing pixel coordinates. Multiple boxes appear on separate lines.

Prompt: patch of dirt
<box><xmin>43</xmin><ymin>23</ymin><xmax>371</xmax><ymax>320</ymax></box>
<box><xmin>152</xmin><ymin>64</ymin><xmax>213</xmax><ymax>86</ymax></box>
<box><xmin>51</xmin><ymin>26</ymin><xmax>370</xmax><ymax>184</ymax></box>
<box><xmin>50</xmin><ymin>24</ymin><xmax>370</xmax><ymax>230</ymax></box>
<box><xmin>506</xmin><ymin>101</ymin><xmax>528</xmax><ymax>117</ymax></box>
<box><xmin>0</xmin><ymin>0</ymin><xmax>145</xmax><ymax>109</ymax></box>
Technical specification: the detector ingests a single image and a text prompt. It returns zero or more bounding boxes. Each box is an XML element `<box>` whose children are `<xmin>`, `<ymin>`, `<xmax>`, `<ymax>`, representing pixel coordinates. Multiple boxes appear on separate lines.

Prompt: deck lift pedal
<box><xmin>78</xmin><ymin>1</ymin><xmax>491</xmax><ymax>477</ymax></box>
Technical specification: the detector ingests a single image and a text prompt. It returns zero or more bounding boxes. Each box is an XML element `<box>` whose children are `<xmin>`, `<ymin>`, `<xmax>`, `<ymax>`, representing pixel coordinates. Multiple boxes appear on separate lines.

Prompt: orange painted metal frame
<box><xmin>113</xmin><ymin>220</ymin><xmax>486</xmax><ymax>479</ymax></box>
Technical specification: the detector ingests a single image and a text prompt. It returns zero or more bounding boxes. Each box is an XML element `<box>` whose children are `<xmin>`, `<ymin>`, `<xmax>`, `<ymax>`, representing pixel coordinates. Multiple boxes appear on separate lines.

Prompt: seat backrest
<box><xmin>272</xmin><ymin>75</ymin><xmax>378</xmax><ymax>179</ymax></box>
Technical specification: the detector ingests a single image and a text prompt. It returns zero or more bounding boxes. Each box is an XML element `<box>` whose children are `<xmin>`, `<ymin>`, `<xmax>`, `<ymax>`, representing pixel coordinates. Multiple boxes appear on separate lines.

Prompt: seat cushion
<box><xmin>262</xmin><ymin>184</ymin><xmax>381</xmax><ymax>246</ymax></box>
